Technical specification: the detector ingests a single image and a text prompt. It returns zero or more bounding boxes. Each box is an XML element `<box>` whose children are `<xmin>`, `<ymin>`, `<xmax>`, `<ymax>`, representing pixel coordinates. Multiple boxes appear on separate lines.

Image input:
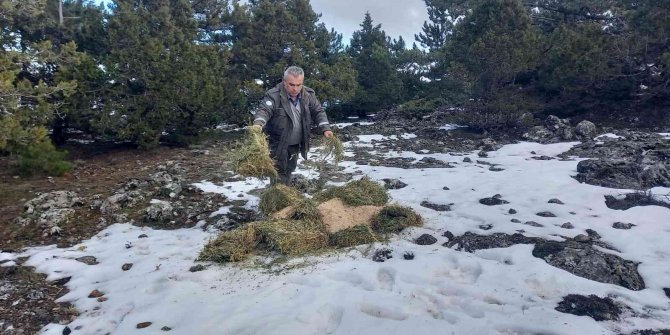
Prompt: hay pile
<box><xmin>230</xmin><ymin>126</ymin><xmax>277</xmax><ymax>179</ymax></box>
<box><xmin>315</xmin><ymin>177</ymin><xmax>388</xmax><ymax>206</ymax></box>
<box><xmin>198</xmin><ymin>178</ymin><xmax>423</xmax><ymax>264</ymax></box>
<box><xmin>259</xmin><ymin>184</ymin><xmax>303</xmax><ymax>215</ymax></box>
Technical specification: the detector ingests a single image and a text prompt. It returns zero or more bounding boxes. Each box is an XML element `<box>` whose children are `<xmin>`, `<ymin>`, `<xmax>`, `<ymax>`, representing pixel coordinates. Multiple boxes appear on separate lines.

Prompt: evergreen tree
<box><xmin>348</xmin><ymin>12</ymin><xmax>402</xmax><ymax>115</ymax></box>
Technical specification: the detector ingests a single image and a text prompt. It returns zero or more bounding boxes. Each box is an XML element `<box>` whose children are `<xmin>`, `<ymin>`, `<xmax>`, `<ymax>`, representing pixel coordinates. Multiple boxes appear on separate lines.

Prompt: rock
<box><xmin>548</xmin><ymin>198</ymin><xmax>564</xmax><ymax>204</ymax></box>
<box><xmin>586</xmin><ymin>229</ymin><xmax>601</xmax><ymax>240</ymax></box>
<box><xmin>522</xmin><ymin>126</ymin><xmax>554</xmax><ymax>142</ymax></box>
<box><xmin>23</xmin><ymin>191</ymin><xmax>82</xmax><ymax>214</ymax></box>
<box><xmin>101</xmin><ymin>191</ymin><xmax>145</xmax><ymax>214</ymax></box>
<box><xmin>532</xmin><ymin>155</ymin><xmax>554</xmax><ymax>160</ymax></box>
<box><xmin>403</xmin><ymin>252</ymin><xmax>415</xmax><ymax>260</ymax></box>
<box><xmin>605</xmin><ymin>193</ymin><xmax>670</xmax><ymax>211</ymax></box>
<box><xmin>16</xmin><ymin>191</ymin><xmax>82</xmax><ymax>234</ymax></box>
<box><xmin>88</xmin><ymin>289</ymin><xmax>104</xmax><ymax>298</ymax></box>
<box><xmin>75</xmin><ymin>256</ymin><xmax>98</xmax><ymax>265</ymax></box>
<box><xmin>442</xmin><ymin>186</ymin><xmax>450</xmax><ymax>190</ymax></box>
<box><xmin>664</xmin><ymin>288</ymin><xmax>670</xmax><ymax>299</ymax></box>
<box><xmin>479</xmin><ymin>196</ymin><xmax>509</xmax><ymax>206</ymax></box>
<box><xmin>575</xmin><ymin>120</ymin><xmax>597</xmax><ymax>139</ymax></box>
<box><xmin>122</xmin><ymin>263</ymin><xmax>133</xmax><ymax>271</ymax></box>
<box><xmin>463</xmin><ymin>157</ymin><xmax>472</xmax><ymax>163</ymax></box>
<box><xmin>97</xmin><ymin>296</ymin><xmax>108</xmax><ymax>302</ymax></box>
<box><xmin>372</xmin><ymin>248</ymin><xmax>393</xmax><ymax>262</ymax></box>
<box><xmin>524</xmin><ymin>221</ymin><xmax>543</xmax><ymax>227</ymax></box>
<box><xmin>63</xmin><ymin>326</ymin><xmax>72</xmax><ymax>335</ymax></box>
<box><xmin>415</xmin><ymin>234</ymin><xmax>437</xmax><ymax>245</ymax></box>
<box><xmin>561</xmin><ymin>222</ymin><xmax>575</xmax><ymax>229</ymax></box>
<box><xmin>189</xmin><ymin>264</ymin><xmax>206</xmax><ymax>272</ymax></box>
<box><xmin>489</xmin><ymin>166</ymin><xmax>504</xmax><ymax>172</ymax></box>
<box><xmin>555</xmin><ymin>294</ymin><xmax>622</xmax><ymax>321</ymax></box>
<box><xmin>137</xmin><ymin>322</ymin><xmax>152</xmax><ymax>329</ymax></box>
<box><xmin>536</xmin><ymin>211</ymin><xmax>556</xmax><ymax>217</ymax></box>
<box><xmin>382</xmin><ymin>178</ymin><xmax>408</xmax><ymax>190</ymax></box>
<box><xmin>478</xmin><ymin>151</ymin><xmax>488</xmax><ymax>158</ymax></box>
<box><xmin>161</xmin><ymin>326</ymin><xmax>173</xmax><ymax>331</ymax></box>
<box><xmin>532</xmin><ymin>240</ymin><xmax>645</xmax><ymax>290</ymax></box>
<box><xmin>420</xmin><ymin>201</ymin><xmax>451</xmax><ymax>212</ymax></box>
<box><xmin>144</xmin><ymin>200</ymin><xmax>175</xmax><ymax>222</ymax></box>
<box><xmin>444</xmin><ymin>232</ymin><xmax>537</xmax><ymax>252</ymax></box>
<box><xmin>138</xmin><ymin>234</ymin><xmax>148</xmax><ymax>238</ymax></box>
<box><xmin>442</xmin><ymin>231</ymin><xmax>454</xmax><ymax>240</ymax></box>
<box><xmin>510</xmin><ymin>219</ymin><xmax>521</xmax><ymax>223</ymax></box>
<box><xmin>226</xmin><ymin>206</ymin><xmax>259</xmax><ymax>225</ymax></box>
<box><xmin>51</xmin><ymin>276</ymin><xmax>71</xmax><ymax>286</ymax></box>
<box><xmin>573</xmin><ymin>234</ymin><xmax>591</xmax><ymax>242</ymax></box>
<box><xmin>508</xmin><ymin>208</ymin><xmax>517</xmax><ymax>214</ymax></box>
<box><xmin>479</xmin><ymin>224</ymin><xmax>493</xmax><ymax>230</ymax></box>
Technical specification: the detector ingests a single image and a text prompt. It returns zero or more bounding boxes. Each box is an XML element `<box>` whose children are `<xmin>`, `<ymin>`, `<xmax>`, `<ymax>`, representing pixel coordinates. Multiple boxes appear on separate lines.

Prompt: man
<box><xmin>253</xmin><ymin>66</ymin><xmax>333</xmax><ymax>184</ymax></box>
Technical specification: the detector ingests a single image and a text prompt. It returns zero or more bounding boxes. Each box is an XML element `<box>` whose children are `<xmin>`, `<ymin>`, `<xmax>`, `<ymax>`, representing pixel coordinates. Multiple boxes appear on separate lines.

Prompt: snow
<box><xmin>658</xmin><ymin>133</ymin><xmax>670</xmax><ymax>139</ymax></box>
<box><xmin>333</xmin><ymin>121</ymin><xmax>375</xmax><ymax>129</ymax></box>
<box><xmin>595</xmin><ymin>133</ymin><xmax>625</xmax><ymax>140</ymax></box>
<box><xmin>3</xmin><ymin>134</ymin><xmax>670</xmax><ymax>334</ymax></box>
<box><xmin>440</xmin><ymin>123</ymin><xmax>466</xmax><ymax>131</ymax></box>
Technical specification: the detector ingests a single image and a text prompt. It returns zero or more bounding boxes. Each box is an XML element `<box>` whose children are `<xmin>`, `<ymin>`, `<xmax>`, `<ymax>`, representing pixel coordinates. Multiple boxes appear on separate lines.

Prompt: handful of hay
<box><xmin>371</xmin><ymin>204</ymin><xmax>423</xmax><ymax>234</ymax></box>
<box><xmin>319</xmin><ymin>135</ymin><xmax>345</xmax><ymax>163</ymax></box>
<box><xmin>230</xmin><ymin>126</ymin><xmax>277</xmax><ymax>179</ymax></box>
<box><xmin>257</xmin><ymin>220</ymin><xmax>329</xmax><ymax>255</ymax></box>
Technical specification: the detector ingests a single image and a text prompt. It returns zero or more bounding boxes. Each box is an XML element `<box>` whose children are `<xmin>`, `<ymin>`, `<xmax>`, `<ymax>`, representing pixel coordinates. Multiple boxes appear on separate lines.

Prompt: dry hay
<box><xmin>197</xmin><ymin>225</ymin><xmax>258</xmax><ymax>263</ymax></box>
<box><xmin>230</xmin><ymin>126</ymin><xmax>277</xmax><ymax>179</ymax></box>
<box><xmin>329</xmin><ymin>224</ymin><xmax>378</xmax><ymax>248</ymax></box>
<box><xmin>319</xmin><ymin>135</ymin><xmax>345</xmax><ymax>163</ymax></box>
<box><xmin>257</xmin><ymin>220</ymin><xmax>329</xmax><ymax>255</ymax></box>
<box><xmin>315</xmin><ymin>177</ymin><xmax>388</xmax><ymax>206</ymax></box>
<box><xmin>371</xmin><ymin>204</ymin><xmax>423</xmax><ymax>234</ymax></box>
<box><xmin>259</xmin><ymin>184</ymin><xmax>303</xmax><ymax>215</ymax></box>
<box><xmin>317</xmin><ymin>198</ymin><xmax>382</xmax><ymax>233</ymax></box>
<box><xmin>272</xmin><ymin>198</ymin><xmax>323</xmax><ymax>226</ymax></box>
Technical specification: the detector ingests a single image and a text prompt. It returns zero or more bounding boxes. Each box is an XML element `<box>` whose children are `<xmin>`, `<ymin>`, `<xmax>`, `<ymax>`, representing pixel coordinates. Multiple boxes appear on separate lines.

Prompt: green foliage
<box><xmin>15</xmin><ymin>137</ymin><xmax>72</xmax><ymax>176</ymax></box>
<box><xmin>397</xmin><ymin>98</ymin><xmax>442</xmax><ymax>119</ymax></box>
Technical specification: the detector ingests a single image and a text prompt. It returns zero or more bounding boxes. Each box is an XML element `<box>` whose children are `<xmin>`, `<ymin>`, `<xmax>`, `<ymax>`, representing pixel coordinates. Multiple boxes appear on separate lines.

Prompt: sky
<box><xmin>4</xmin><ymin>125</ymin><xmax>670</xmax><ymax>334</ymax></box>
<box><xmin>95</xmin><ymin>0</ymin><xmax>429</xmax><ymax>45</ymax></box>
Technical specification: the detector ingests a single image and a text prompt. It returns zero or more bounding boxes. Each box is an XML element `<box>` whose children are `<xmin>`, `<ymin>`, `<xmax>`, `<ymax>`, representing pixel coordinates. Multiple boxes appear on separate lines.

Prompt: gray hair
<box><xmin>283</xmin><ymin>66</ymin><xmax>304</xmax><ymax>79</ymax></box>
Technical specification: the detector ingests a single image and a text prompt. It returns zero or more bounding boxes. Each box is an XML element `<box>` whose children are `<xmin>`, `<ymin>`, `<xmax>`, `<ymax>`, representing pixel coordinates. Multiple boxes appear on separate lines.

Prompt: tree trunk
<box><xmin>58</xmin><ymin>0</ymin><xmax>63</xmax><ymax>26</ymax></box>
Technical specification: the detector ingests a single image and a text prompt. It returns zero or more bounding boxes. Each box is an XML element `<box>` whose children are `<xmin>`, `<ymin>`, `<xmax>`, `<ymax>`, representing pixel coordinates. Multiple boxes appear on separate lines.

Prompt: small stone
<box><xmin>138</xmin><ymin>234</ymin><xmax>148</xmax><ymax>238</ymax></box>
<box><xmin>63</xmin><ymin>326</ymin><xmax>72</xmax><ymax>335</ymax></box>
<box><xmin>415</xmin><ymin>234</ymin><xmax>437</xmax><ymax>245</ymax></box>
<box><xmin>548</xmin><ymin>198</ymin><xmax>564</xmax><ymax>204</ymax></box>
<box><xmin>420</xmin><ymin>201</ymin><xmax>451</xmax><ymax>212</ymax></box>
<box><xmin>479</xmin><ymin>224</ymin><xmax>493</xmax><ymax>230</ymax></box>
<box><xmin>463</xmin><ymin>157</ymin><xmax>472</xmax><ymax>163</ymax></box>
<box><xmin>524</xmin><ymin>221</ymin><xmax>544</xmax><ymax>227</ymax></box>
<box><xmin>561</xmin><ymin>222</ymin><xmax>574</xmax><ymax>229</ymax></box>
<box><xmin>52</xmin><ymin>276</ymin><xmax>71</xmax><ymax>286</ymax></box>
<box><xmin>479</xmin><ymin>196</ymin><xmax>509</xmax><ymax>206</ymax></box>
<box><xmin>88</xmin><ymin>289</ymin><xmax>104</xmax><ymax>298</ymax></box>
<box><xmin>585</xmin><ymin>229</ymin><xmax>601</xmax><ymax>239</ymax></box>
<box><xmin>508</xmin><ymin>208</ymin><xmax>517</xmax><ymax>214</ymax></box>
<box><xmin>442</xmin><ymin>186</ymin><xmax>450</xmax><ymax>190</ymax></box>
<box><xmin>189</xmin><ymin>264</ymin><xmax>206</xmax><ymax>272</ymax></box>
<box><xmin>161</xmin><ymin>326</ymin><xmax>172</xmax><ymax>331</ymax></box>
<box><xmin>612</xmin><ymin>222</ymin><xmax>635</xmax><ymax>230</ymax></box>
<box><xmin>97</xmin><ymin>296</ymin><xmax>108</xmax><ymax>302</ymax></box>
<box><xmin>478</xmin><ymin>151</ymin><xmax>488</xmax><ymax>158</ymax></box>
<box><xmin>382</xmin><ymin>178</ymin><xmax>408</xmax><ymax>190</ymax></box>
<box><xmin>536</xmin><ymin>211</ymin><xmax>556</xmax><ymax>217</ymax></box>
<box><xmin>75</xmin><ymin>256</ymin><xmax>98</xmax><ymax>265</ymax></box>
<box><xmin>511</xmin><ymin>219</ymin><xmax>521</xmax><ymax>223</ymax></box>
<box><xmin>442</xmin><ymin>231</ymin><xmax>454</xmax><ymax>240</ymax></box>
<box><xmin>489</xmin><ymin>167</ymin><xmax>504</xmax><ymax>172</ymax></box>
<box><xmin>664</xmin><ymin>288</ymin><xmax>670</xmax><ymax>299</ymax></box>
<box><xmin>403</xmin><ymin>252</ymin><xmax>415</xmax><ymax>260</ymax></box>
<box><xmin>137</xmin><ymin>322</ymin><xmax>152</xmax><ymax>329</ymax></box>
<box><xmin>122</xmin><ymin>263</ymin><xmax>133</xmax><ymax>271</ymax></box>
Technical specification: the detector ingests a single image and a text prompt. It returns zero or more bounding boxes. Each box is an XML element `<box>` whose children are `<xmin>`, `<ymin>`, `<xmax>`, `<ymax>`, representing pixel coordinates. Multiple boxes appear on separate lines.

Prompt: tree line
<box><xmin>1</xmin><ymin>0</ymin><xmax>668</xmax><ymax>175</ymax></box>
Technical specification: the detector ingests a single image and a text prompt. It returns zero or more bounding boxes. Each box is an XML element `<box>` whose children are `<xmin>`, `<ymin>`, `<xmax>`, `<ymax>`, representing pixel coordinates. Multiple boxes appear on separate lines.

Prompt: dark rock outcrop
<box><xmin>555</xmin><ymin>294</ymin><xmax>622</xmax><ymax>321</ymax></box>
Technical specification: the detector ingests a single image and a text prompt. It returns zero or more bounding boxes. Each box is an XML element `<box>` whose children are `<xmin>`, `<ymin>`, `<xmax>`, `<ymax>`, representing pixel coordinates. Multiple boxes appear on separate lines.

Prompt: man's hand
<box><xmin>324</xmin><ymin>130</ymin><xmax>333</xmax><ymax>138</ymax></box>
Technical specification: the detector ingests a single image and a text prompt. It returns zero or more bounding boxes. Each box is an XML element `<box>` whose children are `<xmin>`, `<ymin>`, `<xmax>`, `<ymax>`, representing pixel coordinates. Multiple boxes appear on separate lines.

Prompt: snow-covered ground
<box><xmin>2</xmin><ymin>127</ymin><xmax>670</xmax><ymax>334</ymax></box>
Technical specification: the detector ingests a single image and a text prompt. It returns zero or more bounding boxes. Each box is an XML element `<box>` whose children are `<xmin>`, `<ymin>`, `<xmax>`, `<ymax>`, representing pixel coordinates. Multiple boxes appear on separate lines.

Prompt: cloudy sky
<box><xmin>96</xmin><ymin>0</ymin><xmax>429</xmax><ymax>46</ymax></box>
<box><xmin>310</xmin><ymin>0</ymin><xmax>429</xmax><ymax>45</ymax></box>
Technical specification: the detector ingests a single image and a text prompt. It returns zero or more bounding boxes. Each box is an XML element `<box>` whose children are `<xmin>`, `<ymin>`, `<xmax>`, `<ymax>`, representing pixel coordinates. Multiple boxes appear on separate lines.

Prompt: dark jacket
<box><xmin>253</xmin><ymin>82</ymin><xmax>331</xmax><ymax>163</ymax></box>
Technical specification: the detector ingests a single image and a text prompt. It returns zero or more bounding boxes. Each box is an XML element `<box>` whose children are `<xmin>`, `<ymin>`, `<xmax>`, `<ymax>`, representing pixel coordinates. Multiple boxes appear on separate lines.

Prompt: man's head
<box><xmin>283</xmin><ymin>66</ymin><xmax>304</xmax><ymax>100</ymax></box>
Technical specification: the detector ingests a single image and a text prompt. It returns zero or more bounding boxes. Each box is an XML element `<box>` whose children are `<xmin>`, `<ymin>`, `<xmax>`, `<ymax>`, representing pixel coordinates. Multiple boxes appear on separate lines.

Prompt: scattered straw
<box><xmin>371</xmin><ymin>204</ymin><xmax>423</xmax><ymax>234</ymax></box>
<box><xmin>272</xmin><ymin>198</ymin><xmax>323</xmax><ymax>227</ymax></box>
<box><xmin>197</xmin><ymin>225</ymin><xmax>258</xmax><ymax>263</ymax></box>
<box><xmin>320</xmin><ymin>135</ymin><xmax>345</xmax><ymax>163</ymax></box>
<box><xmin>257</xmin><ymin>220</ymin><xmax>329</xmax><ymax>255</ymax></box>
<box><xmin>231</xmin><ymin>126</ymin><xmax>277</xmax><ymax>179</ymax></box>
<box><xmin>315</xmin><ymin>177</ymin><xmax>388</xmax><ymax>206</ymax></box>
<box><xmin>329</xmin><ymin>224</ymin><xmax>378</xmax><ymax>248</ymax></box>
<box><xmin>259</xmin><ymin>184</ymin><xmax>303</xmax><ymax>215</ymax></box>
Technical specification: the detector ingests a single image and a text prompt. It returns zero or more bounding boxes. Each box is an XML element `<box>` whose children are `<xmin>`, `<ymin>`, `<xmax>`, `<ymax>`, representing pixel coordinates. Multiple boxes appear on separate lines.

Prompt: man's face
<box><xmin>284</xmin><ymin>74</ymin><xmax>304</xmax><ymax>100</ymax></box>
